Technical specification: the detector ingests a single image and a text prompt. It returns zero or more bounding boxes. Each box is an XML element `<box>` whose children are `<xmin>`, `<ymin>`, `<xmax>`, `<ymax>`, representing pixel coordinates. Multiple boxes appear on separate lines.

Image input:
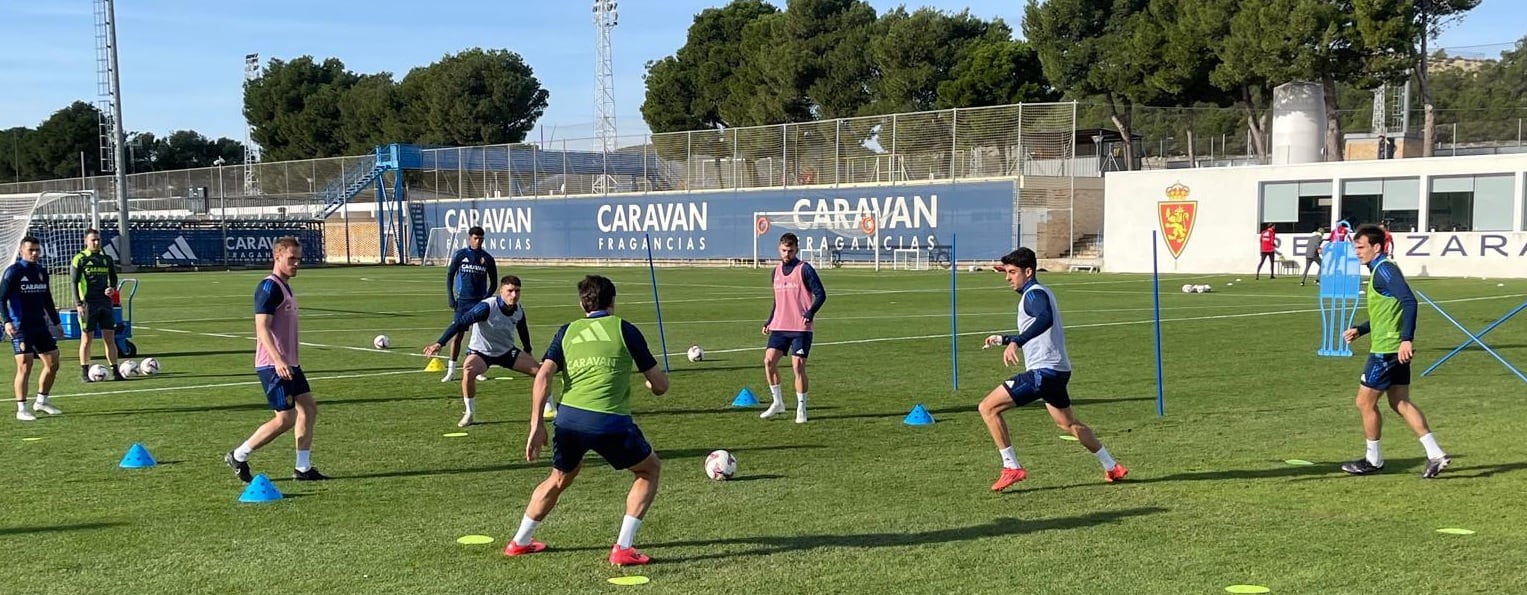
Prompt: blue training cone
<box><xmin>903</xmin><ymin>403</ymin><xmax>935</xmax><ymax>426</ymax></box>
<box><xmin>118</xmin><ymin>443</ymin><xmax>157</xmax><ymax>468</ymax></box>
<box><xmin>238</xmin><ymin>474</ymin><xmax>284</xmax><ymax>503</ymax></box>
<box><xmin>732</xmin><ymin>387</ymin><xmax>758</xmax><ymax>407</ymax></box>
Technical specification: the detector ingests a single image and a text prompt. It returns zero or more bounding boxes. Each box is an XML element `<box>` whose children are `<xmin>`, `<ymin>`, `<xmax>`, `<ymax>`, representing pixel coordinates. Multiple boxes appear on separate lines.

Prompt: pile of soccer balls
<box><xmin>87</xmin><ymin>357</ymin><xmax>161</xmax><ymax>382</ymax></box>
<box><xmin>1180</xmin><ymin>284</ymin><xmax>1214</xmax><ymax>294</ymax></box>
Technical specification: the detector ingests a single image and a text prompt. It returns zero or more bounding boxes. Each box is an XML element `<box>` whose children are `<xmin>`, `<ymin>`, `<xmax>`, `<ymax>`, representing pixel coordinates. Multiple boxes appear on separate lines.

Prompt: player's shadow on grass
<box><xmin>78</xmin><ymin>395</ymin><xmax>412</xmax><ymax>417</ymax></box>
<box><xmin>1433</xmin><ymin>460</ymin><xmax>1527</xmax><ymax>479</ymax></box>
<box><xmin>300</xmin><ymin>306</ymin><xmax>416</xmax><ymax>318</ymax></box>
<box><xmin>0</xmin><ymin>522</ymin><xmax>124</xmax><ymax>536</ymax></box>
<box><xmin>338</xmin><ymin>444</ymin><xmax>825</xmax><ymax>481</ymax></box>
<box><xmin>672</xmin><ymin>364</ymin><xmax>764</xmax><ymax>374</ymax></box>
<box><xmin>138</xmin><ymin>349</ymin><xmax>256</xmax><ymax>358</ymax></box>
<box><xmin>631</xmin><ymin>507</ymin><xmax>1167</xmax><ymax>562</ymax></box>
<box><xmin>642</xmin><ymin>406</ymin><xmax>840</xmax><ymax>417</ymax></box>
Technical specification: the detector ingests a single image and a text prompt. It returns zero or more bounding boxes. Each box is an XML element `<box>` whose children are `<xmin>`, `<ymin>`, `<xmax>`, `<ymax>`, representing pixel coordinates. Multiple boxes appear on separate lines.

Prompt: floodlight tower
<box><xmin>593</xmin><ymin>0</ymin><xmax>619</xmax><ymax>155</ymax></box>
<box><xmin>244</xmin><ymin>53</ymin><xmax>263</xmax><ymax>195</ymax></box>
<box><xmin>93</xmin><ymin>0</ymin><xmax>131</xmax><ymax>267</ymax></box>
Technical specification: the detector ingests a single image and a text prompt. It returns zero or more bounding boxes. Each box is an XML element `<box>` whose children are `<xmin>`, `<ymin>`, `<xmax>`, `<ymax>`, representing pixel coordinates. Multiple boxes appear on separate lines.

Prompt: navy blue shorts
<box><xmin>257</xmin><ymin>366</ymin><xmax>312</xmax><ymax>412</ymax></box>
<box><xmin>83</xmin><ymin>302</ymin><xmax>117</xmax><ymax>333</ymax></box>
<box><xmin>467</xmin><ymin>347</ymin><xmax>522</xmax><ymax>370</ymax></box>
<box><xmin>551</xmin><ymin>422</ymin><xmax>652</xmax><ymax>472</ymax></box>
<box><xmin>766</xmin><ymin>331</ymin><xmax>813</xmax><ymax>359</ymax></box>
<box><xmin>1003</xmin><ymin>368</ymin><xmax>1073</xmax><ymax>409</ymax></box>
<box><xmin>10</xmin><ymin>328</ymin><xmax>58</xmax><ymax>356</ymax></box>
<box><xmin>1360</xmin><ymin>353</ymin><xmax>1411</xmax><ymax>391</ymax></box>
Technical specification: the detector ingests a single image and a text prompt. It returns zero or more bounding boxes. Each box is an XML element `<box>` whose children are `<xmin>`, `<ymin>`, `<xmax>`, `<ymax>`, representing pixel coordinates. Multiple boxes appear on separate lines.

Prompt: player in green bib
<box><xmin>504</xmin><ymin>275</ymin><xmax>669</xmax><ymax>567</ymax></box>
<box><xmin>1341</xmin><ymin>224</ymin><xmax>1450</xmax><ymax>479</ymax></box>
<box><xmin>70</xmin><ymin>229</ymin><xmax>123</xmax><ymax>381</ymax></box>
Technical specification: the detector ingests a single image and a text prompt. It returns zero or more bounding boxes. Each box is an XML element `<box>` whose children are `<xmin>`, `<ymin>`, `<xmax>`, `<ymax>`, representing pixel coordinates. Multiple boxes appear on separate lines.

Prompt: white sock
<box><xmin>1366</xmin><ymin>439</ymin><xmax>1383</xmax><ymax>466</ymax></box>
<box><xmin>796</xmin><ymin>392</ymin><xmax>807</xmax><ymax>407</ymax></box>
<box><xmin>769</xmin><ymin>384</ymin><xmax>783</xmax><ymax>404</ymax></box>
<box><xmin>36</xmin><ymin>393</ymin><xmax>49</xmax><ymax>404</ymax></box>
<box><xmin>1094</xmin><ymin>446</ymin><xmax>1117</xmax><ymax>471</ymax></box>
<box><xmin>1419</xmin><ymin>433</ymin><xmax>1445</xmax><ymax>459</ymax></box>
<box><xmin>295</xmin><ymin>450</ymin><xmax>311</xmax><ymax>472</ymax></box>
<box><xmin>998</xmin><ymin>446</ymin><xmax>1021</xmax><ymax>469</ymax></box>
<box><xmin>512</xmin><ymin>514</ymin><xmax>540</xmax><ymax>546</ymax></box>
<box><xmin>233</xmin><ymin>443</ymin><xmax>254</xmax><ymax>462</ymax></box>
<box><xmin>447</xmin><ymin>360</ymin><xmax>457</xmax><ymax>373</ymax></box>
<box><xmin>463</xmin><ymin>397</ymin><xmax>475</xmax><ymax>415</ymax></box>
<box><xmin>15</xmin><ymin>400</ymin><xmax>25</xmax><ymax>413</ymax></box>
<box><xmin>616</xmin><ymin>514</ymin><xmax>642</xmax><ymax>549</ymax></box>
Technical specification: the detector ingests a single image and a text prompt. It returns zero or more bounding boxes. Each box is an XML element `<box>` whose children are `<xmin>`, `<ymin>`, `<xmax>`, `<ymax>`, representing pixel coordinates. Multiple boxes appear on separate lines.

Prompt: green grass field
<box><xmin>4</xmin><ymin>264</ymin><xmax>1526</xmax><ymax>594</ymax></box>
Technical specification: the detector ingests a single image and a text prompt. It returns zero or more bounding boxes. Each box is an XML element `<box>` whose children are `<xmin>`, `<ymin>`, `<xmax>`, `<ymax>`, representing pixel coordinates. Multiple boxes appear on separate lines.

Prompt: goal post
<box><xmin>421</xmin><ymin>226</ymin><xmax>466</xmax><ymax>266</ymax></box>
<box><xmin>3</xmin><ymin>191</ymin><xmax>103</xmax><ymax>310</ymax></box>
<box><xmin>752</xmin><ymin>210</ymin><xmax>880</xmax><ymax>271</ymax></box>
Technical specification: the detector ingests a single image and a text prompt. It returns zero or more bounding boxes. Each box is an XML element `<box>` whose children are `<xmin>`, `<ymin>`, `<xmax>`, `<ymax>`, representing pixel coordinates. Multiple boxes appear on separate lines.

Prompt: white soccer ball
<box><xmin>1181</xmin><ymin>284</ymin><xmax>1194</xmax><ymax>294</ymax></box>
<box><xmin>373</xmin><ymin>335</ymin><xmax>390</xmax><ymax>349</ymax></box>
<box><xmin>686</xmin><ymin>345</ymin><xmax>705</xmax><ymax>362</ymax></box>
<box><xmin>704</xmin><ymin>449</ymin><xmax>736</xmax><ymax>481</ymax></box>
<box><xmin>87</xmin><ymin>364</ymin><xmax>109</xmax><ymax>382</ymax></box>
<box><xmin>118</xmin><ymin>360</ymin><xmax>139</xmax><ymax>378</ymax></box>
<box><xmin>139</xmin><ymin>357</ymin><xmax>160</xmax><ymax>375</ymax></box>
<box><xmin>1195</xmin><ymin>284</ymin><xmax>1211</xmax><ymax>294</ymax></box>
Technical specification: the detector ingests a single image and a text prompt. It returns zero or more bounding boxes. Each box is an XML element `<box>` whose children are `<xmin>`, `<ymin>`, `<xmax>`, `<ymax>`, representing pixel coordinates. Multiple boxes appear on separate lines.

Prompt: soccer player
<box><xmin>1255</xmin><ymin>223</ymin><xmax>1277</xmax><ymax>280</ymax></box>
<box><xmin>223</xmin><ymin>237</ymin><xmax>328</xmax><ymax>483</ymax></box>
<box><xmin>1300</xmin><ymin>227</ymin><xmax>1326</xmax><ymax>286</ymax></box>
<box><xmin>1340</xmin><ymin>224</ymin><xmax>1449</xmax><ymax>478</ymax></box>
<box><xmin>1327</xmin><ymin>221</ymin><xmax>1352</xmax><ymax>243</ymax></box>
<box><xmin>71</xmin><ymin>229</ymin><xmax>123</xmax><ymax>381</ymax></box>
<box><xmin>443</xmin><ymin>226</ymin><xmax>498</xmax><ymax>382</ymax></box>
<box><xmin>423</xmin><ymin>275</ymin><xmax>544</xmax><ymax>427</ymax></box>
<box><xmin>1</xmin><ymin>237</ymin><xmax>64</xmax><ymax>421</ymax></box>
<box><xmin>979</xmin><ymin>247</ymin><xmax>1126</xmax><ymax>492</ymax></box>
<box><xmin>760</xmin><ymin>232</ymin><xmax>826</xmax><ymax>423</ymax></box>
<box><xmin>505</xmin><ymin>275</ymin><xmax>668</xmax><ymax>566</ymax></box>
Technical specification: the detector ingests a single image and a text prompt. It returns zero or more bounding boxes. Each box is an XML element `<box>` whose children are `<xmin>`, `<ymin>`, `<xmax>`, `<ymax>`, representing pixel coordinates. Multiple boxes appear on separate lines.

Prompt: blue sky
<box><xmin>1</xmin><ymin>0</ymin><xmax>1521</xmax><ymax>146</ymax></box>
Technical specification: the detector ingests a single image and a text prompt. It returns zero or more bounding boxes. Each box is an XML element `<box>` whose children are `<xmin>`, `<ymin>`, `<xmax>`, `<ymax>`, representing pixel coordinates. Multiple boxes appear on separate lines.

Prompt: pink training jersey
<box><xmin>254</xmin><ymin>274</ymin><xmax>300</xmax><ymax>369</ymax></box>
<box><xmin>770</xmin><ymin>261</ymin><xmax>812</xmax><ymax>332</ymax></box>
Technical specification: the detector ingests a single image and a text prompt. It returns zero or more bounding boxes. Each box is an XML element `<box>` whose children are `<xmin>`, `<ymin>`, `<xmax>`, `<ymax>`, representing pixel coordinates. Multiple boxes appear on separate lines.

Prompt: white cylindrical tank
<box><xmin>1271</xmin><ymin>81</ymin><xmax>1327</xmax><ymax>164</ymax></box>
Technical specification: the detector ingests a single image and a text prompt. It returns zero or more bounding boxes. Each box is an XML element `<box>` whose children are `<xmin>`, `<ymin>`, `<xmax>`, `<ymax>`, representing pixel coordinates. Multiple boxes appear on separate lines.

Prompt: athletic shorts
<box><xmin>1360</xmin><ymin>353</ymin><xmax>1411</xmax><ymax>391</ymax></box>
<box><xmin>766</xmin><ymin>331</ymin><xmax>813</xmax><ymax>359</ymax></box>
<box><xmin>467</xmin><ymin>347</ymin><xmax>522</xmax><ymax>370</ymax></box>
<box><xmin>10</xmin><ymin>327</ymin><xmax>58</xmax><ymax>356</ymax></box>
<box><xmin>1003</xmin><ymin>368</ymin><xmax>1073</xmax><ymax>409</ymax></box>
<box><xmin>83</xmin><ymin>302</ymin><xmax>116</xmax><ymax>333</ymax></box>
<box><xmin>257</xmin><ymin>366</ymin><xmax>311</xmax><ymax>412</ymax></box>
<box><xmin>551</xmin><ymin>422</ymin><xmax>652</xmax><ymax>472</ymax></box>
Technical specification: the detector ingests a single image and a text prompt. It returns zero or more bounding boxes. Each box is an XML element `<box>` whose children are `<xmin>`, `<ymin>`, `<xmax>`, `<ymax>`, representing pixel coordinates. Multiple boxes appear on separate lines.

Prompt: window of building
<box><xmin>1341</xmin><ymin>178</ymin><xmax>1419</xmax><ymax>232</ymax></box>
<box><xmin>1260</xmin><ymin>180</ymin><xmax>1332</xmax><ymax>233</ymax></box>
<box><xmin>1428</xmin><ymin>174</ymin><xmax>1515</xmax><ymax>232</ymax></box>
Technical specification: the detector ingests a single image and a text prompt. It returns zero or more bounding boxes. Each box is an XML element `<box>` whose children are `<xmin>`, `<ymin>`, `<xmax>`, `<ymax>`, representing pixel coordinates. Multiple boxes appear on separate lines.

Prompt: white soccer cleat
<box><xmin>475</xmin><ymin>374</ymin><xmax>488</xmax><ymax>382</ymax></box>
<box><xmin>795</xmin><ymin>406</ymin><xmax>808</xmax><ymax>424</ymax></box>
<box><xmin>441</xmin><ymin>370</ymin><xmax>455</xmax><ymax>383</ymax></box>
<box><xmin>457</xmin><ymin>412</ymin><xmax>474</xmax><ymax>427</ymax></box>
<box><xmin>760</xmin><ymin>401</ymin><xmax>786</xmax><ymax>419</ymax></box>
<box><xmin>16</xmin><ymin>410</ymin><xmax>36</xmax><ymax>422</ymax></box>
<box><xmin>32</xmin><ymin>401</ymin><xmax>61</xmax><ymax>416</ymax></box>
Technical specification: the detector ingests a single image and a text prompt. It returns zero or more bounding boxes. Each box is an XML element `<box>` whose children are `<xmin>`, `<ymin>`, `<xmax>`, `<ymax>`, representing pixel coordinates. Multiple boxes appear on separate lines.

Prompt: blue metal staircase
<box><xmin>319</xmin><ymin>149</ymin><xmax>387</xmax><ymax>219</ymax></box>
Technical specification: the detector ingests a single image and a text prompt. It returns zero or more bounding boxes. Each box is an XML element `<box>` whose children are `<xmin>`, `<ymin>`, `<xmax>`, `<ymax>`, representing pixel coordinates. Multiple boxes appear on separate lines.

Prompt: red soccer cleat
<box><xmin>1104</xmin><ymin>463</ymin><xmax>1129</xmax><ymax>483</ymax></box>
<box><xmin>990</xmin><ymin>467</ymin><xmax>1027</xmax><ymax>491</ymax></box>
<box><xmin>609</xmin><ymin>545</ymin><xmax>651</xmax><ymax>566</ymax></box>
<box><xmin>503</xmin><ymin>540</ymin><xmax>546</xmax><ymax>557</ymax></box>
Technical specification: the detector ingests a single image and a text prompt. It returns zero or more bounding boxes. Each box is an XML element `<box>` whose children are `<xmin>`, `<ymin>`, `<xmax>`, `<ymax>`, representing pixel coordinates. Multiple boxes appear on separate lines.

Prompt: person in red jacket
<box><xmin>1380</xmin><ymin>222</ymin><xmax>1395</xmax><ymax>258</ymax></box>
<box><xmin>1256</xmin><ymin>224</ymin><xmax>1278</xmax><ymax>280</ymax></box>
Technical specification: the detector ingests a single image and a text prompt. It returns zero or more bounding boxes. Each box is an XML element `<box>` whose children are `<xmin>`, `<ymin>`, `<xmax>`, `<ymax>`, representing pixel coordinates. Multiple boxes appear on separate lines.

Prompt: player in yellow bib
<box><xmin>1341</xmin><ymin>225</ymin><xmax>1449</xmax><ymax>479</ymax></box>
<box><xmin>503</xmin><ymin>275</ymin><xmax>669</xmax><ymax>566</ymax></box>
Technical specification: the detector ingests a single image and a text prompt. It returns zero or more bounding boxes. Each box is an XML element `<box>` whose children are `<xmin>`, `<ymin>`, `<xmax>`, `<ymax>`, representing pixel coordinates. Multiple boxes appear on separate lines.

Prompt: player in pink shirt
<box><xmin>761</xmin><ymin>233</ymin><xmax>827</xmax><ymax>423</ymax></box>
<box><xmin>224</xmin><ymin>237</ymin><xmax>328</xmax><ymax>483</ymax></box>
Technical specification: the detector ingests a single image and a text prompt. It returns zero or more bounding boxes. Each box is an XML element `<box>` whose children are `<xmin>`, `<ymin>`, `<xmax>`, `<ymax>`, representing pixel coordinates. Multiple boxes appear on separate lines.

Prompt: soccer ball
<box><xmin>1195</xmin><ymin>284</ymin><xmax>1212</xmax><ymax>294</ymax></box>
<box><xmin>373</xmin><ymin>335</ymin><xmax>390</xmax><ymax>349</ymax></box>
<box><xmin>118</xmin><ymin>360</ymin><xmax>139</xmax><ymax>378</ymax></box>
<box><xmin>87</xmin><ymin>364</ymin><xmax>109</xmax><ymax>382</ymax></box>
<box><xmin>139</xmin><ymin>357</ymin><xmax>160</xmax><ymax>375</ymax></box>
<box><xmin>686</xmin><ymin>345</ymin><xmax>705</xmax><ymax>362</ymax></box>
<box><xmin>704</xmin><ymin>450</ymin><xmax>736</xmax><ymax>481</ymax></box>
<box><xmin>1181</xmin><ymin>284</ymin><xmax>1194</xmax><ymax>294</ymax></box>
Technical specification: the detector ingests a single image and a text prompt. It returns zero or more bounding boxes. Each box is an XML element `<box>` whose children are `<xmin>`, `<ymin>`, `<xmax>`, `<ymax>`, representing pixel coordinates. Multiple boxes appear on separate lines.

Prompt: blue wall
<box><xmin>32</xmin><ymin>222</ymin><xmax>326</xmax><ymax>268</ymax></box>
<box><xmin>414</xmin><ymin>181</ymin><xmax>1017</xmax><ymax>261</ymax></box>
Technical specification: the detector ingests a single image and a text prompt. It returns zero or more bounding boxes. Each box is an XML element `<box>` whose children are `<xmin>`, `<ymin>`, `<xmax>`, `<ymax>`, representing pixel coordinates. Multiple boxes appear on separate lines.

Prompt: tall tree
<box><xmin>641</xmin><ymin>0</ymin><xmax>779</xmax><ymax>133</ymax></box>
<box><xmin>1410</xmin><ymin>0</ymin><xmax>1481</xmax><ymax>156</ymax></box>
<box><xmin>243</xmin><ymin>56</ymin><xmax>358</xmax><ymax>161</ymax></box>
<box><xmin>398</xmin><ymin>48</ymin><xmax>549</xmax><ymax>146</ymax></box>
<box><xmin>30</xmin><ymin>101</ymin><xmax>107</xmax><ymax>179</ymax></box>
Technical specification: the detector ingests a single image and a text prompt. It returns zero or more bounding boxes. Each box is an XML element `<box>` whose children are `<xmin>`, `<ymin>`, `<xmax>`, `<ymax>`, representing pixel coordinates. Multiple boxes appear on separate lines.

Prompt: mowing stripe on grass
<box><xmin>52</xmin><ymin>369</ymin><xmax>426</xmax><ymax>399</ymax></box>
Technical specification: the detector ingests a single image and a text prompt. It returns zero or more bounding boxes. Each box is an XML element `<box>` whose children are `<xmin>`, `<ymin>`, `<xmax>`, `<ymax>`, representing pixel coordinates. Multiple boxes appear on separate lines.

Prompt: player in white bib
<box><xmin>979</xmin><ymin>248</ymin><xmax>1127</xmax><ymax>492</ymax></box>
<box><xmin>424</xmin><ymin>275</ymin><xmax>544</xmax><ymax>427</ymax></box>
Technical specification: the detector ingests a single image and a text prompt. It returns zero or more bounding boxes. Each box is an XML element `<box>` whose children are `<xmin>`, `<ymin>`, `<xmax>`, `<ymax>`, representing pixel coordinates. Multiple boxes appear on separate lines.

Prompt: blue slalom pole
<box><xmin>950</xmin><ymin>234</ymin><xmax>958</xmax><ymax>391</ymax></box>
<box><xmin>644</xmin><ymin>233</ymin><xmax>671</xmax><ymax>373</ymax></box>
<box><xmin>1152</xmin><ymin>230</ymin><xmax>1165</xmax><ymax>417</ymax></box>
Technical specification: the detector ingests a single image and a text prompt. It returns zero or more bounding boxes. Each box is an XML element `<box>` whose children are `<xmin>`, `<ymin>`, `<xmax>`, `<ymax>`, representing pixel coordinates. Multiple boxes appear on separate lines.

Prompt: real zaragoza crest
<box><xmin>1157</xmin><ymin>182</ymin><xmax>1197</xmax><ymax>259</ymax></box>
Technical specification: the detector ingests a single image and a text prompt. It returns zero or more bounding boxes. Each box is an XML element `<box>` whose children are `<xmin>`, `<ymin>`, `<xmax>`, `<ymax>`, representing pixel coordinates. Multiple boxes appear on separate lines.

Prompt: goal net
<box><xmin>892</xmin><ymin>248</ymin><xmax>929</xmax><ymax>271</ymax></box>
<box><xmin>3</xmin><ymin>192</ymin><xmax>103</xmax><ymax>310</ymax></box>
<box><xmin>421</xmin><ymin>226</ymin><xmax>467</xmax><ymax>266</ymax></box>
<box><xmin>753</xmin><ymin>210</ymin><xmax>881</xmax><ymax>270</ymax></box>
